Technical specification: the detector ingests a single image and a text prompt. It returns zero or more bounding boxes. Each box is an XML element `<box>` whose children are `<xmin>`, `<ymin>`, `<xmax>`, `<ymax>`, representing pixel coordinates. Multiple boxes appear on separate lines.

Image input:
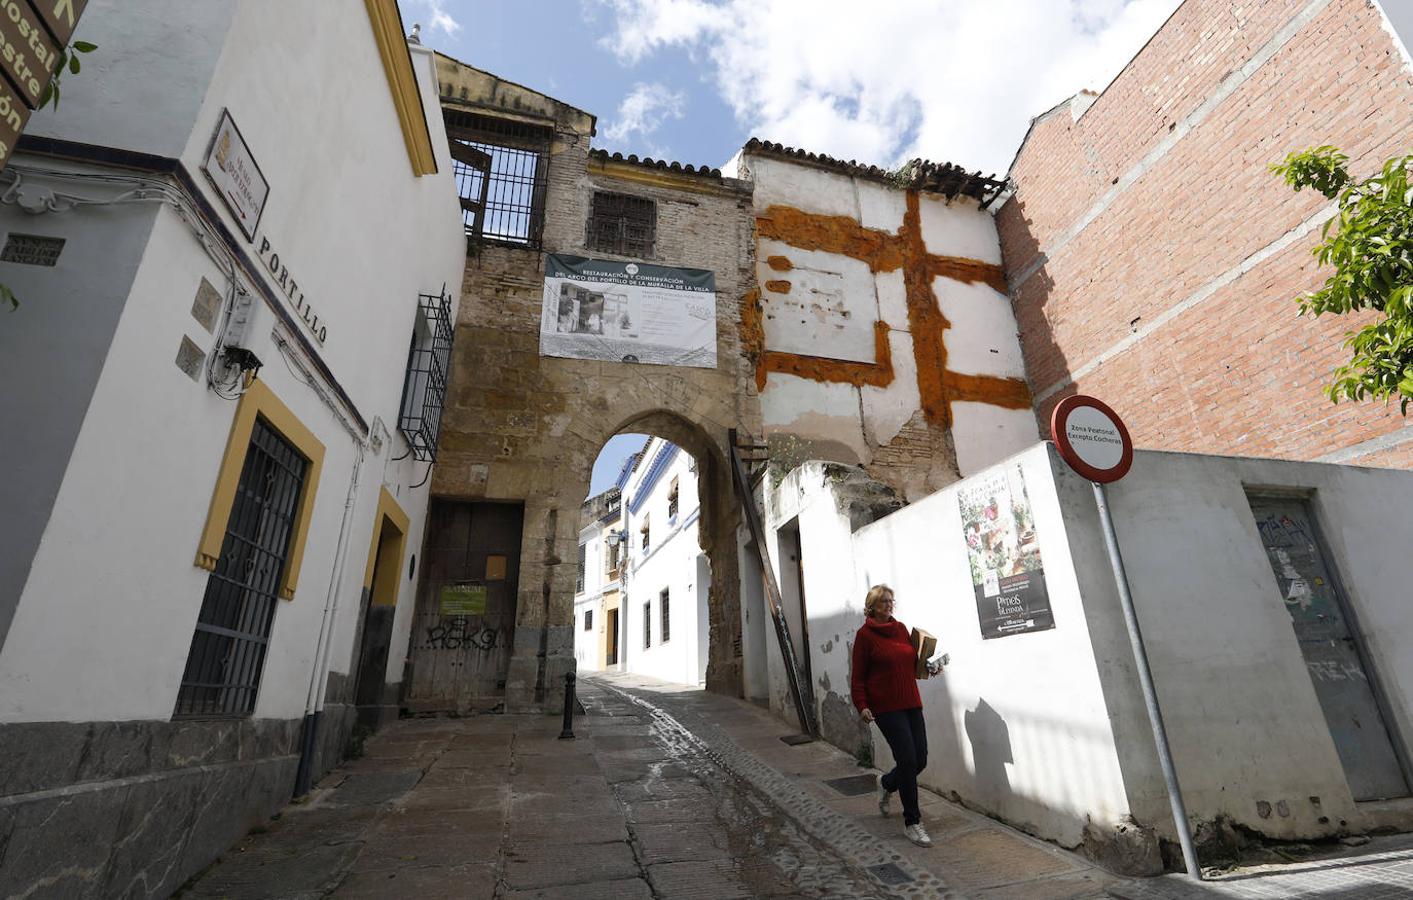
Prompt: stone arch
<box><xmin>604</xmin><ymin>408</ymin><xmax>743</xmax><ymax>697</ymax></box>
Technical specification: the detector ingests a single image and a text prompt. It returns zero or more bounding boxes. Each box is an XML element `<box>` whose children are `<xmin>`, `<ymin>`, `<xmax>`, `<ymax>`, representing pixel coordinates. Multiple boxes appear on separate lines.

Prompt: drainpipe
<box><xmin>294</xmin><ymin>443</ymin><xmax>365</xmax><ymax>797</ymax></box>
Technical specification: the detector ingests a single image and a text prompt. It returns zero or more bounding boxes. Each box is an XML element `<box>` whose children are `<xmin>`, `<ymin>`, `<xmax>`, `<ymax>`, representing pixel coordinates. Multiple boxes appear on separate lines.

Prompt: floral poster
<box><xmin>958</xmin><ymin>462</ymin><xmax>1054</xmax><ymax>639</ymax></box>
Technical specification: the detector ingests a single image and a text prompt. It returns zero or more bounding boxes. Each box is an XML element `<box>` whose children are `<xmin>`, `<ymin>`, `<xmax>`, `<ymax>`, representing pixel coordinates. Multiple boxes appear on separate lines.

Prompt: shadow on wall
<box><xmin>965</xmin><ymin>698</ymin><xmax>1014</xmax><ymax>801</ymax></box>
<box><xmin>996</xmin><ymin>197</ymin><xmax>1069</xmax><ymax>437</ymax></box>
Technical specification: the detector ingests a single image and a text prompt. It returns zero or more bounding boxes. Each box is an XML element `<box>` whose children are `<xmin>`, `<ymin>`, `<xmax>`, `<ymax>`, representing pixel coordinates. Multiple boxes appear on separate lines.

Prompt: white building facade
<box><xmin>576</xmin><ymin>438</ymin><xmax>711</xmax><ymax>686</ymax></box>
<box><xmin>0</xmin><ymin>3</ymin><xmax>464</xmax><ymax>897</ymax></box>
<box><xmin>574</xmin><ymin>487</ymin><xmax>624</xmax><ymax>673</ymax></box>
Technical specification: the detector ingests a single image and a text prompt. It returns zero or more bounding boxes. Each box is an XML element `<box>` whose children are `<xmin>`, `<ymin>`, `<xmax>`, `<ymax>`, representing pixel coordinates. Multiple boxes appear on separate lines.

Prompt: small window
<box><xmin>660</xmin><ymin>588</ymin><xmax>670</xmax><ymax>643</ymax></box>
<box><xmin>607</xmin><ymin>538</ymin><xmax>621</xmax><ymax>580</ymax></box>
<box><xmin>587</xmin><ymin>191</ymin><xmax>656</xmax><ymax>257</ymax></box>
<box><xmin>643</xmin><ymin>601</ymin><xmax>652</xmax><ymax>649</ymax></box>
<box><xmin>445</xmin><ymin>110</ymin><xmax>551</xmax><ymax>249</ymax></box>
<box><xmin>640</xmin><ymin>515</ymin><xmax>650</xmax><ymax>553</ymax></box>
<box><xmin>584</xmin><ymin>609</ymin><xmax>593</xmax><ymax>631</ymax></box>
<box><xmin>576</xmin><ymin>543</ymin><xmax>586</xmax><ymax>594</ymax></box>
<box><xmin>667</xmin><ymin>477</ymin><xmax>679</xmax><ymax>520</ymax></box>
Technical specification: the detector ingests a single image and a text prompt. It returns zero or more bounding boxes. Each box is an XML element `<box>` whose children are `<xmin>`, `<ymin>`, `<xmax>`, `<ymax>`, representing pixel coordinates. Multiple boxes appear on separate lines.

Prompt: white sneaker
<box><xmin>876</xmin><ymin>774</ymin><xmax>891</xmax><ymax>817</ymax></box>
<box><xmin>904</xmin><ymin>823</ymin><xmax>932</xmax><ymax>847</ymax></box>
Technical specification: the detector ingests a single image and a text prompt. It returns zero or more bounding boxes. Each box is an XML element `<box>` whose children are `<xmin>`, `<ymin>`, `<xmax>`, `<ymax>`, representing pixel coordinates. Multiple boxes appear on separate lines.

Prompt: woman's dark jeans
<box><xmin>875</xmin><ymin>707</ymin><xmax>928</xmax><ymax>826</ymax></box>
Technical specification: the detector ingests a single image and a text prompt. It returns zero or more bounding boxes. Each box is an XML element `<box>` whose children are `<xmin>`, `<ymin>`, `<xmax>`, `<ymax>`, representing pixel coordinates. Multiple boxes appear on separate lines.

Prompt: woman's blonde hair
<box><xmin>864</xmin><ymin>584</ymin><xmax>894</xmax><ymax>617</ymax></box>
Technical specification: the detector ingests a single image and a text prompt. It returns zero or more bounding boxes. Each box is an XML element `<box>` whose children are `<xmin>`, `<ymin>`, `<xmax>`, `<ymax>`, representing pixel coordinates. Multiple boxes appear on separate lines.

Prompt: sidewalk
<box><xmin>175</xmin><ymin>673</ymin><xmax>1413</xmax><ymax>899</ymax></box>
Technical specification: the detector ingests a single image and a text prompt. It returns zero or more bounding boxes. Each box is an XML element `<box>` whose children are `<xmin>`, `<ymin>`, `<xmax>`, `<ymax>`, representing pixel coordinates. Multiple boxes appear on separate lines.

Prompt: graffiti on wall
<box><xmin>423</xmin><ymin>617</ymin><xmax>504</xmax><ymax>652</ymax></box>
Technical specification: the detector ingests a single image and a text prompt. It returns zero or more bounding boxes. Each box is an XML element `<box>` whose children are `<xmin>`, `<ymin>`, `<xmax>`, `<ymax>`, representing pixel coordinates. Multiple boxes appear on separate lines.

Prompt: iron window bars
<box><xmin>175</xmin><ymin>418</ymin><xmax>307</xmax><ymax>717</ymax></box>
<box><xmin>587</xmin><ymin>191</ymin><xmax>656</xmax><ymax>257</ymax></box>
<box><xmin>661</xmin><ymin>588</ymin><xmax>670</xmax><ymax>643</ymax></box>
<box><xmin>399</xmin><ymin>288</ymin><xmax>454</xmax><ymax>462</ymax></box>
<box><xmin>445</xmin><ymin>110</ymin><xmax>551</xmax><ymax>248</ymax></box>
<box><xmin>644</xmin><ymin>601</ymin><xmax>652</xmax><ymax>649</ymax></box>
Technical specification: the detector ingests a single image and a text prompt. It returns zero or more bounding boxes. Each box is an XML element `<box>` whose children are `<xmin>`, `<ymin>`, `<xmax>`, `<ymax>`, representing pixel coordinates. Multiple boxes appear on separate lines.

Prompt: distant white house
<box><xmin>622</xmin><ymin>437</ymin><xmax>711</xmax><ymax>685</ymax></box>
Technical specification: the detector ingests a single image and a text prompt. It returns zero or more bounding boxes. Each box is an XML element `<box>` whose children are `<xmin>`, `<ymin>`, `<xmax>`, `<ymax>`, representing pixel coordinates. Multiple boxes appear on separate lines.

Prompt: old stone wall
<box><xmin>999</xmin><ymin>0</ymin><xmax>1413</xmax><ymax>463</ymax></box>
<box><xmin>428</xmin><ymin>68</ymin><xmax>761</xmax><ymax>710</ymax></box>
<box><xmin>737</xmin><ymin>148</ymin><xmax>1037</xmax><ymax>501</ymax></box>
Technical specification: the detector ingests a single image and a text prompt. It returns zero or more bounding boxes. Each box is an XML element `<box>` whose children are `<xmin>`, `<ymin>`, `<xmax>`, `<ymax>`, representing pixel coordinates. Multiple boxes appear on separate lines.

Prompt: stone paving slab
<box><xmin>330</xmin><ymin>862</ymin><xmax>496</xmax><ymax>899</ymax></box>
<box><xmin>502</xmin><ymin>840</ymin><xmax>639</xmax><ymax>889</ymax></box>
<box><xmin>350</xmin><ymin>831</ymin><xmax>500</xmax><ymax>870</ymax></box>
<box><xmin>505</xmin><ymin>875</ymin><xmax>655</xmax><ymax>899</ymax></box>
<box><xmin>631</xmin><ymin>821</ymin><xmax>739</xmax><ymax>862</ymax></box>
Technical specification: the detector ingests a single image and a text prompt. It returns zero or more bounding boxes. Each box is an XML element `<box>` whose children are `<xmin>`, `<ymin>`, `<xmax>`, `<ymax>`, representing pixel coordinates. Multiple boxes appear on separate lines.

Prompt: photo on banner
<box><xmin>957</xmin><ymin>462</ymin><xmax>1054</xmax><ymax>639</ymax></box>
<box><xmin>539</xmin><ymin>254</ymin><xmax>716</xmax><ymax>367</ymax></box>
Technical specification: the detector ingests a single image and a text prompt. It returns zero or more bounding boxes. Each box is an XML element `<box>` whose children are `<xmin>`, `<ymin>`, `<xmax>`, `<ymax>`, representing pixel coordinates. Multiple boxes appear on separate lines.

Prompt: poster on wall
<box><xmin>958</xmin><ymin>463</ymin><xmax>1054</xmax><ymax>639</ymax></box>
<box><xmin>540</xmin><ymin>254</ymin><xmax>717</xmax><ymax>367</ymax></box>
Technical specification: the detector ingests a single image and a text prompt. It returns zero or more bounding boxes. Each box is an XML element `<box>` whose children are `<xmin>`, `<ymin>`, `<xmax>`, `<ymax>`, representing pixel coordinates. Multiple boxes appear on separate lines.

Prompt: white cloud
<box><xmin>590</xmin><ymin>0</ymin><xmax>1183</xmax><ymax>174</ymax></box>
<box><xmin>406</xmin><ymin>0</ymin><xmax>462</xmax><ymax>38</ymax></box>
<box><xmin>603</xmin><ymin>82</ymin><xmax>688</xmax><ymax>151</ymax></box>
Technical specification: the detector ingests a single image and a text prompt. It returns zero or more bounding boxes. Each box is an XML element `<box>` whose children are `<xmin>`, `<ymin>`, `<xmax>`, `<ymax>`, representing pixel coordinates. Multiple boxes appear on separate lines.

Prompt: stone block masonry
<box><xmin>424</xmin><ymin>57</ymin><xmax>762</xmax><ymax>714</ymax></box>
<box><xmin>999</xmin><ymin>0</ymin><xmax>1413</xmax><ymax>465</ymax></box>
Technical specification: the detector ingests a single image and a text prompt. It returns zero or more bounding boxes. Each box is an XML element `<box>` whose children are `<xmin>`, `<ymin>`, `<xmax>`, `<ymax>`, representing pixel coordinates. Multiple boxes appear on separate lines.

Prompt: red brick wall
<box><xmin>999</xmin><ymin>0</ymin><xmax>1413</xmax><ymax>465</ymax></box>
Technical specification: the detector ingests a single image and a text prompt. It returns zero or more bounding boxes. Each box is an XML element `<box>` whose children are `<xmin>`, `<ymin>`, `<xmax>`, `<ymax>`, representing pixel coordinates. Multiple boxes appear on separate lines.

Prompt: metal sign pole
<box><xmin>1092</xmin><ymin>480</ymin><xmax>1202</xmax><ymax>880</ymax></box>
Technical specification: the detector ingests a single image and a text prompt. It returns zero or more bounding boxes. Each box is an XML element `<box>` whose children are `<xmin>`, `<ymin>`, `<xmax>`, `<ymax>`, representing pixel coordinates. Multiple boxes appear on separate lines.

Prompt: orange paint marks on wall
<box><xmin>942</xmin><ymin>371</ymin><xmax>1032</xmax><ymax>409</ymax></box>
<box><xmin>756</xmin><ymin>206</ymin><xmax>904</xmax><ymax>273</ymax></box>
<box><xmin>760</xmin><ymin>321</ymin><xmax>894</xmax><ymax>388</ymax></box>
<box><xmin>749</xmin><ymin>193</ymin><xmax>1021</xmax><ymax>428</ymax></box>
<box><xmin>926</xmin><ymin>256</ymin><xmax>1007</xmax><ymax>294</ymax></box>
<box><xmin>739</xmin><ymin>288</ymin><xmax>767</xmax><ymax>392</ymax></box>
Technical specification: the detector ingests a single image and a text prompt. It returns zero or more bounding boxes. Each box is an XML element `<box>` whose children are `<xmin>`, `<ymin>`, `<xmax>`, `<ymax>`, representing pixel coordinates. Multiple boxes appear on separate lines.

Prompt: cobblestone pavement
<box><xmin>176</xmin><ymin>673</ymin><xmax>1413</xmax><ymax>899</ymax></box>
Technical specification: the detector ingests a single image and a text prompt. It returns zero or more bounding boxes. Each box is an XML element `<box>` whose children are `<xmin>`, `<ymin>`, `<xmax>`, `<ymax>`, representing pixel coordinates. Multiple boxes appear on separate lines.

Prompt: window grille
<box><xmin>584</xmin><ymin>609</ymin><xmax>593</xmax><ymax>631</ymax></box>
<box><xmin>643</xmin><ymin>601</ymin><xmax>652</xmax><ymax>649</ymax></box>
<box><xmin>661</xmin><ymin>588</ymin><xmax>670</xmax><ymax>643</ymax></box>
<box><xmin>445</xmin><ymin>110</ymin><xmax>551</xmax><ymax>248</ymax></box>
<box><xmin>667</xmin><ymin>478</ymin><xmax>679</xmax><ymax>519</ymax></box>
<box><xmin>398</xmin><ymin>288</ymin><xmax>454</xmax><ymax>462</ymax></box>
<box><xmin>577</xmin><ymin>543</ymin><xmax>586</xmax><ymax>594</ymax></box>
<box><xmin>587</xmin><ymin>192</ymin><xmax>656</xmax><ymax>257</ymax></box>
<box><xmin>640</xmin><ymin>514</ymin><xmax>650</xmax><ymax>553</ymax></box>
<box><xmin>175</xmin><ymin>418</ymin><xmax>307</xmax><ymax>717</ymax></box>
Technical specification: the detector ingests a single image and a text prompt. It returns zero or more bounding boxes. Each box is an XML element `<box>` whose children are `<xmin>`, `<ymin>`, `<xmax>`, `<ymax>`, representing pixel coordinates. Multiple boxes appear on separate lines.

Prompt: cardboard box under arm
<box><xmin>910</xmin><ymin>627</ymin><xmax>936</xmax><ymax>679</ymax></box>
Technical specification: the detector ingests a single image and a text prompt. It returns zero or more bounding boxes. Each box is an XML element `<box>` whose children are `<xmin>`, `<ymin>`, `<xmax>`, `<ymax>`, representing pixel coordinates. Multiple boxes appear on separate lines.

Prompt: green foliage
<box><xmin>37</xmin><ymin>41</ymin><xmax>97</xmax><ymax>112</ymax></box>
<box><xmin>1271</xmin><ymin>146</ymin><xmax>1413</xmax><ymax>412</ymax></box>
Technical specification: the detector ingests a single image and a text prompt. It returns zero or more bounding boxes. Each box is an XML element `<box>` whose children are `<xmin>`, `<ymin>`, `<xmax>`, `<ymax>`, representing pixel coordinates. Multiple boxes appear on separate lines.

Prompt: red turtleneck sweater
<box><xmin>850</xmin><ymin>618</ymin><xmax>922</xmax><ymax>715</ymax></box>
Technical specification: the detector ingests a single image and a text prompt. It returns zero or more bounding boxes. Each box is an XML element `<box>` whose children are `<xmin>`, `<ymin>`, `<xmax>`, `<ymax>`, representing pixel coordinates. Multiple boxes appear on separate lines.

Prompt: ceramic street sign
<box><xmin>1051</xmin><ymin>394</ymin><xmax>1134</xmax><ymax>483</ymax></box>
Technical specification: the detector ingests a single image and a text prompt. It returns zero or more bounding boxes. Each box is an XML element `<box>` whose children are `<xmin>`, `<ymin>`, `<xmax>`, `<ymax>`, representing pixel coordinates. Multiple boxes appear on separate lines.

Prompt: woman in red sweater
<box><xmin>851</xmin><ymin>583</ymin><xmax>938</xmax><ymax>847</ymax></box>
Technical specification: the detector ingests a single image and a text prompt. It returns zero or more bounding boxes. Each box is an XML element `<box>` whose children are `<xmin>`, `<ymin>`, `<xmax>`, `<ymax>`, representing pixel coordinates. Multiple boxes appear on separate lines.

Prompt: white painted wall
<box><xmin>769</xmin><ymin>444</ymin><xmax>1413</xmax><ymax>851</ymax></box>
<box><xmin>619</xmin><ymin>439</ymin><xmax>709</xmax><ymax>685</ymax></box>
<box><xmin>573</xmin><ymin>500</ymin><xmax>623</xmax><ymax>674</ymax></box>
<box><xmin>741</xmin><ymin>152</ymin><xmax>1037</xmax><ymax>484</ymax></box>
<box><xmin>0</xmin><ymin>12</ymin><xmax>463</xmax><ymax>723</ymax></box>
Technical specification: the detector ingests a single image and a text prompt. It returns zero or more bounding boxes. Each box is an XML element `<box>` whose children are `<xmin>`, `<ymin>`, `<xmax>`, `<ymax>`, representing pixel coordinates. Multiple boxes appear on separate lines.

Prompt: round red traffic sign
<box><xmin>1051</xmin><ymin>395</ymin><xmax>1134</xmax><ymax>483</ymax></box>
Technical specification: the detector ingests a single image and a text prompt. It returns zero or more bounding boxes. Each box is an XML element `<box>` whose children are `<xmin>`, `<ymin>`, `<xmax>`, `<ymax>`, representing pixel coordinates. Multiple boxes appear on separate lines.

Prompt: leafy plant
<box><xmin>38</xmin><ymin>41</ymin><xmax>98</xmax><ymax>111</ymax></box>
<box><xmin>1271</xmin><ymin>146</ymin><xmax>1413</xmax><ymax>411</ymax></box>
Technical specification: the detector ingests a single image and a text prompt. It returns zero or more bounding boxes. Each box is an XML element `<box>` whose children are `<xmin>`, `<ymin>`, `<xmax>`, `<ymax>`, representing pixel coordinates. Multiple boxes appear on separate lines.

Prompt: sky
<box><xmin>405</xmin><ymin>0</ymin><xmax>1184</xmax><ymax>176</ymax></box>
<box><xmin>404</xmin><ymin>0</ymin><xmax>1185</xmax><ymax>494</ymax></box>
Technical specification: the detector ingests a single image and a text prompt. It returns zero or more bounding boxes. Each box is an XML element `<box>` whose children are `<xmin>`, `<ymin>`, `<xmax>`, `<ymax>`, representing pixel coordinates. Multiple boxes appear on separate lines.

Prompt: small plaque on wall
<box><xmin>1</xmin><ymin>234</ymin><xmax>64</xmax><ymax>266</ymax></box>
<box><xmin>439</xmin><ymin>584</ymin><xmax>487</xmax><ymax>616</ymax></box>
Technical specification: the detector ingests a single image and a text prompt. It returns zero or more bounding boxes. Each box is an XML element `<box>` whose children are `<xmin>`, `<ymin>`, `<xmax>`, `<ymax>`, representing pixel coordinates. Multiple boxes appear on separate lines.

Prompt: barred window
<box><xmin>660</xmin><ymin>588</ymin><xmax>670</xmax><ymax>643</ymax></box>
<box><xmin>643</xmin><ymin>601</ymin><xmax>652</xmax><ymax>649</ymax></box>
<box><xmin>587</xmin><ymin>192</ymin><xmax>655</xmax><ymax>257</ymax></box>
<box><xmin>584</xmin><ymin>609</ymin><xmax>593</xmax><ymax>631</ymax></box>
<box><xmin>176</xmin><ymin>419</ymin><xmax>307</xmax><ymax>717</ymax></box>
<box><xmin>667</xmin><ymin>477</ymin><xmax>679</xmax><ymax>520</ymax></box>
<box><xmin>446</xmin><ymin>110</ymin><xmax>551</xmax><ymax>249</ymax></box>
<box><xmin>577</xmin><ymin>543</ymin><xmax>586</xmax><ymax>594</ymax></box>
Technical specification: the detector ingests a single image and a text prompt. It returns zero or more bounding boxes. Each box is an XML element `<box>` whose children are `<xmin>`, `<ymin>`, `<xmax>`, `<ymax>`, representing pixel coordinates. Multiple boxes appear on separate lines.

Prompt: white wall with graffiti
<box><xmin>767</xmin><ymin>443</ymin><xmax>1413</xmax><ymax>871</ymax></box>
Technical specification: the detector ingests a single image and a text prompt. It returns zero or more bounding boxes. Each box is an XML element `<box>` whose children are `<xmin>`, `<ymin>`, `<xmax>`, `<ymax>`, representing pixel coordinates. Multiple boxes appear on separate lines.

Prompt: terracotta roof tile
<box><xmin>589</xmin><ymin>148</ymin><xmax>723</xmax><ymax>179</ymax></box>
<box><xmin>743</xmin><ymin>138</ymin><xmax>1007</xmax><ymax>207</ymax></box>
